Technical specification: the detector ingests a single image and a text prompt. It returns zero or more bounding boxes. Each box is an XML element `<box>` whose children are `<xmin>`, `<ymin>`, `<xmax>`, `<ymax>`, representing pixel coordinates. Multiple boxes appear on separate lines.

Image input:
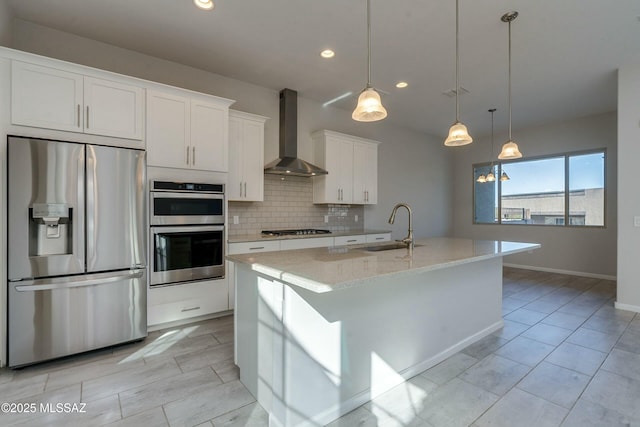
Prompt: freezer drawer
<box><xmin>8</xmin><ymin>269</ymin><xmax>147</xmax><ymax>367</ymax></box>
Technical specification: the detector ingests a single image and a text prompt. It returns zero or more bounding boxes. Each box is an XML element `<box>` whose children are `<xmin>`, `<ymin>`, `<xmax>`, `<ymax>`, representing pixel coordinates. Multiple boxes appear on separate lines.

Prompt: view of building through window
<box><xmin>474</xmin><ymin>150</ymin><xmax>605</xmax><ymax>226</ymax></box>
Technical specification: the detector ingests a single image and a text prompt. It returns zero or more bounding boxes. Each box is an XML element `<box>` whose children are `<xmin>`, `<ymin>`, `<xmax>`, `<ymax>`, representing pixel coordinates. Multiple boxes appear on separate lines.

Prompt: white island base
<box><xmin>235</xmin><ymin>254</ymin><xmax>506</xmax><ymax>427</ymax></box>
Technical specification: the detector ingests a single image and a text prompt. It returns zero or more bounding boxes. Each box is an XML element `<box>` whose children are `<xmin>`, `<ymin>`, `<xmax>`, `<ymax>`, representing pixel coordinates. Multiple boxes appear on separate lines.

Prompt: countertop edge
<box><xmin>228</xmin><ymin>239</ymin><xmax>541</xmax><ymax>293</ymax></box>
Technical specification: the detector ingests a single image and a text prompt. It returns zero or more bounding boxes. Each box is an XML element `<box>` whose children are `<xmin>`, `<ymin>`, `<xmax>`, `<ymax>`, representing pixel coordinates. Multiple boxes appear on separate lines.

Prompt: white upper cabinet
<box><xmin>191</xmin><ymin>99</ymin><xmax>229</xmax><ymax>172</ymax></box>
<box><xmin>83</xmin><ymin>77</ymin><xmax>144</xmax><ymax>140</ymax></box>
<box><xmin>11</xmin><ymin>61</ymin><xmax>144</xmax><ymax>140</ymax></box>
<box><xmin>146</xmin><ymin>89</ymin><xmax>233</xmax><ymax>172</ymax></box>
<box><xmin>146</xmin><ymin>91</ymin><xmax>189</xmax><ymax>169</ymax></box>
<box><xmin>228</xmin><ymin>110</ymin><xmax>268</xmax><ymax>201</ymax></box>
<box><xmin>353</xmin><ymin>141</ymin><xmax>378</xmax><ymax>204</ymax></box>
<box><xmin>312</xmin><ymin>130</ymin><xmax>380</xmax><ymax>205</ymax></box>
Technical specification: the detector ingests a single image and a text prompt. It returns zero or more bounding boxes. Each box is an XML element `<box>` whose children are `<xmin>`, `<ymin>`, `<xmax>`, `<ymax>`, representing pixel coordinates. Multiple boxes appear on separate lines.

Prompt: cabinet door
<box><xmin>146</xmin><ymin>90</ymin><xmax>190</xmax><ymax>169</ymax></box>
<box><xmin>353</xmin><ymin>141</ymin><xmax>378</xmax><ymax>204</ymax></box>
<box><xmin>323</xmin><ymin>135</ymin><xmax>351</xmax><ymax>203</ymax></box>
<box><xmin>365</xmin><ymin>143</ymin><xmax>378</xmax><ymax>204</ymax></box>
<box><xmin>84</xmin><ymin>77</ymin><xmax>144</xmax><ymax>140</ymax></box>
<box><xmin>337</xmin><ymin>138</ymin><xmax>354</xmax><ymax>203</ymax></box>
<box><xmin>11</xmin><ymin>61</ymin><xmax>83</xmax><ymax>133</ymax></box>
<box><xmin>228</xmin><ymin>116</ymin><xmax>244</xmax><ymax>200</ymax></box>
<box><xmin>191</xmin><ymin>99</ymin><xmax>228</xmax><ymax>172</ymax></box>
<box><xmin>242</xmin><ymin>119</ymin><xmax>265</xmax><ymax>201</ymax></box>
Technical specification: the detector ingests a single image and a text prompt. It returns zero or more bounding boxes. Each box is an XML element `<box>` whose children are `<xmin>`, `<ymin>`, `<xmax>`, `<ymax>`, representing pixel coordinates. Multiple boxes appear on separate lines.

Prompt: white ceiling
<box><xmin>6</xmin><ymin>0</ymin><xmax>640</xmax><ymax>138</ymax></box>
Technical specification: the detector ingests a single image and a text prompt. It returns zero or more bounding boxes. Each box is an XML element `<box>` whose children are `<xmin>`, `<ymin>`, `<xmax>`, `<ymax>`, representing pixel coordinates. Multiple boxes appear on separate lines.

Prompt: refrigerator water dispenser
<box><xmin>29</xmin><ymin>203</ymin><xmax>72</xmax><ymax>256</ymax></box>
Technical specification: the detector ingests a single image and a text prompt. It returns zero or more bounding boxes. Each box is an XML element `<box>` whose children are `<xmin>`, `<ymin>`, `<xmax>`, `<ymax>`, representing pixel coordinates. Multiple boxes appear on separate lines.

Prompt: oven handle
<box><xmin>151</xmin><ymin>225</ymin><xmax>224</xmax><ymax>234</ymax></box>
<box><xmin>151</xmin><ymin>192</ymin><xmax>224</xmax><ymax>200</ymax></box>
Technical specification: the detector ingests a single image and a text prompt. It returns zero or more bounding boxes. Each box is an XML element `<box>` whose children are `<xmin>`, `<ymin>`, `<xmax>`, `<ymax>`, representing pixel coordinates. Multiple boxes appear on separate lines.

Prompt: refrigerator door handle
<box><xmin>15</xmin><ymin>269</ymin><xmax>145</xmax><ymax>292</ymax></box>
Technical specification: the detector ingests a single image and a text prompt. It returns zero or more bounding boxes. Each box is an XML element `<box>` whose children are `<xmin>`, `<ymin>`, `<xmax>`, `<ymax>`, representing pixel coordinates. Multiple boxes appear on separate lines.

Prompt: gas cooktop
<box><xmin>261</xmin><ymin>229</ymin><xmax>332</xmax><ymax>236</ymax></box>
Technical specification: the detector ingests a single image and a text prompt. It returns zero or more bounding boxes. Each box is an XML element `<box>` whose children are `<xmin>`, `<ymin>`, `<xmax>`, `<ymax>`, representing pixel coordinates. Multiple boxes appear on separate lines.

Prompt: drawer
<box><xmin>148</xmin><ymin>279</ymin><xmax>229</xmax><ymax>326</ymax></box>
<box><xmin>280</xmin><ymin>236</ymin><xmax>334</xmax><ymax>251</ymax></box>
<box><xmin>228</xmin><ymin>240</ymin><xmax>281</xmax><ymax>255</ymax></box>
<box><xmin>334</xmin><ymin>235</ymin><xmax>367</xmax><ymax>246</ymax></box>
<box><xmin>366</xmin><ymin>233</ymin><xmax>391</xmax><ymax>243</ymax></box>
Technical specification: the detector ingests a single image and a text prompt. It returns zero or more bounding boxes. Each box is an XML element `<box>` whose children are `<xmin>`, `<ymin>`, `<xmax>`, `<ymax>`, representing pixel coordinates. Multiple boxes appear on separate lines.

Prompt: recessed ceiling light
<box><xmin>396</xmin><ymin>81</ymin><xmax>408</xmax><ymax>88</ymax></box>
<box><xmin>194</xmin><ymin>0</ymin><xmax>214</xmax><ymax>10</ymax></box>
<box><xmin>320</xmin><ymin>49</ymin><xmax>335</xmax><ymax>59</ymax></box>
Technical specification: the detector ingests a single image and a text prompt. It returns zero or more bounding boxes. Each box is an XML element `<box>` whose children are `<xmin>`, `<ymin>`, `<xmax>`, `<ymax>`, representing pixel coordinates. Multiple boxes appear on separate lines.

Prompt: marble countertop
<box><xmin>227</xmin><ymin>237</ymin><xmax>541</xmax><ymax>293</ymax></box>
<box><xmin>228</xmin><ymin>229</ymin><xmax>391</xmax><ymax>243</ymax></box>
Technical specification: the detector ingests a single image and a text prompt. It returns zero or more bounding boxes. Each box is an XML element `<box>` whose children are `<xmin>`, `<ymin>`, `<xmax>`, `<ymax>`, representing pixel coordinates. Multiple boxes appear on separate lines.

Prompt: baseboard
<box><xmin>147</xmin><ymin>310</ymin><xmax>233</xmax><ymax>332</ymax></box>
<box><xmin>614</xmin><ymin>302</ymin><xmax>640</xmax><ymax>314</ymax></box>
<box><xmin>503</xmin><ymin>263</ymin><xmax>616</xmax><ymax>281</ymax></box>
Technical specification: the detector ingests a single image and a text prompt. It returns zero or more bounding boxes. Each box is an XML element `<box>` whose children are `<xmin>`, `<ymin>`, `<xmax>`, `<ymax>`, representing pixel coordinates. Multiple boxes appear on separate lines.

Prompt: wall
<box><xmin>617</xmin><ymin>65</ymin><xmax>640</xmax><ymax>311</ymax></box>
<box><xmin>0</xmin><ymin>3</ymin><xmax>12</xmax><ymax>46</ymax></box>
<box><xmin>228</xmin><ymin>175</ymin><xmax>363</xmax><ymax>237</ymax></box>
<box><xmin>452</xmin><ymin>112</ymin><xmax>617</xmax><ymax>278</ymax></box>
<box><xmin>9</xmin><ymin>19</ymin><xmax>454</xmax><ymax>241</ymax></box>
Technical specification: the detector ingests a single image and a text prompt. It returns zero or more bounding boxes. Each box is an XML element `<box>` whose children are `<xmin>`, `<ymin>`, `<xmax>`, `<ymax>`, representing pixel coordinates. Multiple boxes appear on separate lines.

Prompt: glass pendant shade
<box><xmin>444</xmin><ymin>121</ymin><xmax>473</xmax><ymax>146</ymax></box>
<box><xmin>477</xmin><ymin>174</ymin><xmax>487</xmax><ymax>183</ymax></box>
<box><xmin>486</xmin><ymin>169</ymin><xmax>496</xmax><ymax>182</ymax></box>
<box><xmin>194</xmin><ymin>0</ymin><xmax>214</xmax><ymax>10</ymax></box>
<box><xmin>352</xmin><ymin>87</ymin><xmax>388</xmax><ymax>122</ymax></box>
<box><xmin>500</xmin><ymin>171</ymin><xmax>510</xmax><ymax>181</ymax></box>
<box><xmin>498</xmin><ymin>139</ymin><xmax>522</xmax><ymax>159</ymax></box>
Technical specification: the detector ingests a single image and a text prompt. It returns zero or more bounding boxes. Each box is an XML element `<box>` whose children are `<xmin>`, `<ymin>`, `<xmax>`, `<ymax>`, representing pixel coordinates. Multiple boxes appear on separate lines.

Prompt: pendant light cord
<box><xmin>508</xmin><ymin>19</ymin><xmax>512</xmax><ymax>141</ymax></box>
<box><xmin>490</xmin><ymin>108</ymin><xmax>496</xmax><ymax>158</ymax></box>
<box><xmin>366</xmin><ymin>0</ymin><xmax>372</xmax><ymax>88</ymax></box>
<box><xmin>455</xmin><ymin>0</ymin><xmax>460</xmax><ymax>121</ymax></box>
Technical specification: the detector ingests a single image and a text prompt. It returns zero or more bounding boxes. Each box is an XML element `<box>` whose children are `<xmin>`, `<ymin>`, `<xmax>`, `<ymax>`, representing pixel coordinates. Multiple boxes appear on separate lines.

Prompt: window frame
<box><xmin>472</xmin><ymin>148</ymin><xmax>606</xmax><ymax>228</ymax></box>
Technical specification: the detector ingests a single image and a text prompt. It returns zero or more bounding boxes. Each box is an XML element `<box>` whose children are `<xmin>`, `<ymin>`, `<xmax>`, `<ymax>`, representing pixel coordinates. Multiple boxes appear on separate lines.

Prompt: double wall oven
<box><xmin>150</xmin><ymin>181</ymin><xmax>225</xmax><ymax>287</ymax></box>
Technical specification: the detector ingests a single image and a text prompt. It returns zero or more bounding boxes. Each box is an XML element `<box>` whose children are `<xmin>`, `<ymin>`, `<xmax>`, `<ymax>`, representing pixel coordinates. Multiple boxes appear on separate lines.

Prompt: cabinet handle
<box><xmin>243</xmin><ymin>182</ymin><xmax>247</xmax><ymax>198</ymax></box>
<box><xmin>249</xmin><ymin>246</ymin><xmax>265</xmax><ymax>250</ymax></box>
<box><xmin>375</xmin><ymin>237</ymin><xmax>384</xmax><ymax>240</ymax></box>
<box><xmin>192</xmin><ymin>146</ymin><xmax>196</xmax><ymax>166</ymax></box>
<box><xmin>86</xmin><ymin>106</ymin><xmax>89</xmax><ymax>128</ymax></box>
<box><xmin>181</xmin><ymin>306</ymin><xmax>201</xmax><ymax>312</ymax></box>
<box><xmin>186</xmin><ymin>146</ymin><xmax>190</xmax><ymax>165</ymax></box>
<box><xmin>77</xmin><ymin>104</ymin><xmax>81</xmax><ymax>127</ymax></box>
<box><xmin>347</xmin><ymin>239</ymin><xmax>357</xmax><ymax>243</ymax></box>
<box><xmin>240</xmin><ymin>182</ymin><xmax>243</xmax><ymax>197</ymax></box>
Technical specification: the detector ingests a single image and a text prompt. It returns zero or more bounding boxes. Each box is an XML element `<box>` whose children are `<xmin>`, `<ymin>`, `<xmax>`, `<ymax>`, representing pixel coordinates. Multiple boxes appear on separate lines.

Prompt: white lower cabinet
<box><xmin>147</xmin><ymin>279</ymin><xmax>229</xmax><ymax>327</ymax></box>
<box><xmin>334</xmin><ymin>235</ymin><xmax>367</xmax><ymax>246</ymax></box>
<box><xmin>280</xmin><ymin>237</ymin><xmax>334</xmax><ymax>250</ymax></box>
<box><xmin>366</xmin><ymin>233</ymin><xmax>391</xmax><ymax>243</ymax></box>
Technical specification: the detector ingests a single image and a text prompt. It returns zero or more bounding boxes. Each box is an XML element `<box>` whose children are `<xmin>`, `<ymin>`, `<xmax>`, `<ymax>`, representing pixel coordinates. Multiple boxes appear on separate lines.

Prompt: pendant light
<box><xmin>352</xmin><ymin>0</ymin><xmax>387</xmax><ymax>122</ymax></box>
<box><xmin>486</xmin><ymin>108</ymin><xmax>497</xmax><ymax>181</ymax></box>
<box><xmin>477</xmin><ymin>109</ymin><xmax>496</xmax><ymax>183</ymax></box>
<box><xmin>444</xmin><ymin>0</ymin><xmax>472</xmax><ymax>146</ymax></box>
<box><xmin>498</xmin><ymin>11</ymin><xmax>522</xmax><ymax>159</ymax></box>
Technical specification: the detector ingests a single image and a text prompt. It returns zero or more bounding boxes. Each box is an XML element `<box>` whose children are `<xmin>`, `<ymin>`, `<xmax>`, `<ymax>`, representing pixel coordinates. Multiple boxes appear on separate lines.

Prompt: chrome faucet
<box><xmin>388</xmin><ymin>203</ymin><xmax>414</xmax><ymax>250</ymax></box>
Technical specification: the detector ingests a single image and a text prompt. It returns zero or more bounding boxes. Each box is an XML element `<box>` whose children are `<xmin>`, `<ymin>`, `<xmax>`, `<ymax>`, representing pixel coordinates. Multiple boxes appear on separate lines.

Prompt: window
<box><xmin>473</xmin><ymin>150</ymin><xmax>605</xmax><ymax>227</ymax></box>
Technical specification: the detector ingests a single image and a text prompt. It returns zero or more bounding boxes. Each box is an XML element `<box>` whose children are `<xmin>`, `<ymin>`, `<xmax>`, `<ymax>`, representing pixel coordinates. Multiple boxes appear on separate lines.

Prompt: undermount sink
<box><xmin>362</xmin><ymin>243</ymin><xmax>424</xmax><ymax>252</ymax></box>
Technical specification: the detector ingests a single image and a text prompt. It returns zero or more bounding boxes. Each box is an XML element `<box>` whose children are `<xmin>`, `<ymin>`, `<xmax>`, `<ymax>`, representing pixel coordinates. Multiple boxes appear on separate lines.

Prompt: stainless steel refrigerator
<box><xmin>7</xmin><ymin>136</ymin><xmax>147</xmax><ymax>367</ymax></box>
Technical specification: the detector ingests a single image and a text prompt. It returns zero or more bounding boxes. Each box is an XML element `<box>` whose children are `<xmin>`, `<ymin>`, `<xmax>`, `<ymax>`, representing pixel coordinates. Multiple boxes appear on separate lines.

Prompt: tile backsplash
<box><xmin>228</xmin><ymin>174</ymin><xmax>364</xmax><ymax>237</ymax></box>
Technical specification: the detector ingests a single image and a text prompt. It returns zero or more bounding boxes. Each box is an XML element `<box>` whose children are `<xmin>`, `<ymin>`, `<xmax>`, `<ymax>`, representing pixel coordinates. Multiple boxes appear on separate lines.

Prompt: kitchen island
<box><xmin>228</xmin><ymin>237</ymin><xmax>540</xmax><ymax>427</ymax></box>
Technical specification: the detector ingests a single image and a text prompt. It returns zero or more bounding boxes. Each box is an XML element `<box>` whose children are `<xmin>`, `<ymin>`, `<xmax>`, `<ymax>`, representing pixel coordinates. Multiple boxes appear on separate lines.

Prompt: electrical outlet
<box><xmin>634</xmin><ymin>216</ymin><xmax>640</xmax><ymax>227</ymax></box>
<box><xmin>324</xmin><ymin>215</ymin><xmax>329</xmax><ymax>223</ymax></box>
<box><xmin>355</xmin><ymin>214</ymin><xmax>359</xmax><ymax>222</ymax></box>
<box><xmin>233</xmin><ymin>215</ymin><xmax>240</xmax><ymax>225</ymax></box>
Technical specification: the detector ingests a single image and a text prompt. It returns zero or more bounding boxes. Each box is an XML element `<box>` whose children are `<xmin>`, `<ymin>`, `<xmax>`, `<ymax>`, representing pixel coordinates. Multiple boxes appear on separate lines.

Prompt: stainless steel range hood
<box><xmin>264</xmin><ymin>89</ymin><xmax>328</xmax><ymax>177</ymax></box>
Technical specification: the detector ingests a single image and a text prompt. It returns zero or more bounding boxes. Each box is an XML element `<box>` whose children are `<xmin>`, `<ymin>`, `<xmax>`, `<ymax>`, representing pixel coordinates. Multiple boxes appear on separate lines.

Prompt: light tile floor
<box><xmin>1</xmin><ymin>268</ymin><xmax>639</xmax><ymax>426</ymax></box>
